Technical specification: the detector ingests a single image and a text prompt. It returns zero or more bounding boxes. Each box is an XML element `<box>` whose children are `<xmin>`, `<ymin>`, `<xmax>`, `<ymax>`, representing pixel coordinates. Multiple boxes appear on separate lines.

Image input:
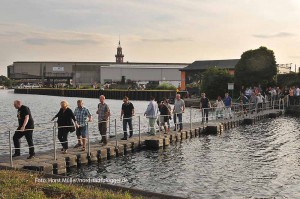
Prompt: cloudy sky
<box><xmin>1</xmin><ymin>0</ymin><xmax>300</xmax><ymax>76</ymax></box>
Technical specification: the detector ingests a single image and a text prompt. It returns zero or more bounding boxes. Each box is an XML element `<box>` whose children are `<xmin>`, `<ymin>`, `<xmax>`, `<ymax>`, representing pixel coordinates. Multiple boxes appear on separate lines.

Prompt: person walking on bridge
<box><xmin>12</xmin><ymin>100</ymin><xmax>35</xmax><ymax>159</ymax></box>
<box><xmin>120</xmin><ymin>96</ymin><xmax>135</xmax><ymax>140</ymax></box>
<box><xmin>223</xmin><ymin>93</ymin><xmax>232</xmax><ymax>119</ymax></box>
<box><xmin>52</xmin><ymin>100</ymin><xmax>78</xmax><ymax>154</ymax></box>
<box><xmin>173</xmin><ymin>94</ymin><xmax>185</xmax><ymax>132</ymax></box>
<box><xmin>200</xmin><ymin>93</ymin><xmax>211</xmax><ymax>123</ymax></box>
<box><xmin>96</xmin><ymin>95</ymin><xmax>110</xmax><ymax>146</ymax></box>
<box><xmin>144</xmin><ymin>96</ymin><xmax>158</xmax><ymax>135</ymax></box>
<box><xmin>74</xmin><ymin>100</ymin><xmax>92</xmax><ymax>151</ymax></box>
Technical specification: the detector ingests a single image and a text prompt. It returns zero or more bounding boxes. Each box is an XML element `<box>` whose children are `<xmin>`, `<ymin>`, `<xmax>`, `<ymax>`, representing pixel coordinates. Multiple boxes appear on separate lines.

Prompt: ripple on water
<box><xmin>69</xmin><ymin>116</ymin><xmax>300</xmax><ymax>198</ymax></box>
<box><xmin>1</xmin><ymin>91</ymin><xmax>300</xmax><ymax>198</ymax></box>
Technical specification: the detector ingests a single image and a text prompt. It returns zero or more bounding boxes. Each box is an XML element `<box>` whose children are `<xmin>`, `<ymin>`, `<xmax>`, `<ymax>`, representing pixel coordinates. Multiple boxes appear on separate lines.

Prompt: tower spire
<box><xmin>115</xmin><ymin>38</ymin><xmax>124</xmax><ymax>63</ymax></box>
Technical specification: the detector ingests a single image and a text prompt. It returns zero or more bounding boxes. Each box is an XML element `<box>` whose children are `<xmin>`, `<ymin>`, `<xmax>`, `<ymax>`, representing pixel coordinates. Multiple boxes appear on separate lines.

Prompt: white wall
<box><xmin>100</xmin><ymin>67</ymin><xmax>182</xmax><ymax>83</ymax></box>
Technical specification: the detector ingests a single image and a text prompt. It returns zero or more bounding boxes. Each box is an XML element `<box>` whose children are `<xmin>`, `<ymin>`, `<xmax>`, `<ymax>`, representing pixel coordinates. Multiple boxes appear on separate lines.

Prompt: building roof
<box><xmin>13</xmin><ymin>61</ymin><xmax>189</xmax><ymax>66</ymax></box>
<box><xmin>180</xmin><ymin>59</ymin><xmax>239</xmax><ymax>71</ymax></box>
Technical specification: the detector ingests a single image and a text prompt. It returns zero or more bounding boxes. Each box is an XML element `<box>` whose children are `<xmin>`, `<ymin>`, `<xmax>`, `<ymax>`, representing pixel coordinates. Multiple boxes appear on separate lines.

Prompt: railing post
<box><xmin>87</xmin><ymin>122</ymin><xmax>90</xmax><ymax>156</ymax></box>
<box><xmin>115</xmin><ymin>119</ymin><xmax>118</xmax><ymax>148</ymax></box>
<box><xmin>190</xmin><ymin>108</ymin><xmax>192</xmax><ymax>132</ymax></box>
<box><xmin>108</xmin><ymin>117</ymin><xmax>111</xmax><ymax>137</ymax></box>
<box><xmin>159</xmin><ymin>114</ymin><xmax>161</xmax><ymax>134</ymax></box>
<box><xmin>138</xmin><ymin>116</ymin><xmax>141</xmax><ymax>147</ymax></box>
<box><xmin>202</xmin><ymin>109</ymin><xmax>204</xmax><ymax>127</ymax></box>
<box><xmin>53</xmin><ymin>121</ymin><xmax>57</xmax><ymax>160</ymax></box>
<box><xmin>9</xmin><ymin>130</ymin><xmax>13</xmax><ymax>167</ymax></box>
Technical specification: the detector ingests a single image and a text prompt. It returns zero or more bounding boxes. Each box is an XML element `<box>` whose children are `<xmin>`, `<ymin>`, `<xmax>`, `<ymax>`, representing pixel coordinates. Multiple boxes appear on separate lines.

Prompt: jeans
<box><xmin>123</xmin><ymin>118</ymin><xmax>133</xmax><ymax>138</ymax></box>
<box><xmin>57</xmin><ymin>127</ymin><xmax>69</xmax><ymax>150</ymax></box>
<box><xmin>13</xmin><ymin>128</ymin><xmax>35</xmax><ymax>155</ymax></box>
<box><xmin>98</xmin><ymin>120</ymin><xmax>107</xmax><ymax>144</ymax></box>
<box><xmin>224</xmin><ymin>107</ymin><xmax>232</xmax><ymax>118</ymax></box>
<box><xmin>289</xmin><ymin>96</ymin><xmax>295</xmax><ymax>105</ymax></box>
<box><xmin>257</xmin><ymin>103</ymin><xmax>263</xmax><ymax>112</ymax></box>
<box><xmin>173</xmin><ymin>113</ymin><xmax>183</xmax><ymax>130</ymax></box>
<box><xmin>149</xmin><ymin>118</ymin><xmax>156</xmax><ymax>135</ymax></box>
<box><xmin>202</xmin><ymin>109</ymin><xmax>209</xmax><ymax>122</ymax></box>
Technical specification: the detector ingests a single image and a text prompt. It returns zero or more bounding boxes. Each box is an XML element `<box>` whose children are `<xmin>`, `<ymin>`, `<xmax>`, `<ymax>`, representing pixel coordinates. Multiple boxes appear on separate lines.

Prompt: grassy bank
<box><xmin>0</xmin><ymin>169</ymin><xmax>142</xmax><ymax>199</ymax></box>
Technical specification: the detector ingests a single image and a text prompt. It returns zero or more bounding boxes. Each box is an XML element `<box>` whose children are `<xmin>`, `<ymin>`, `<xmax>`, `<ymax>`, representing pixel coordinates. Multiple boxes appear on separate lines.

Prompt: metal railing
<box><xmin>1</xmin><ymin>99</ymin><xmax>285</xmax><ymax>168</ymax></box>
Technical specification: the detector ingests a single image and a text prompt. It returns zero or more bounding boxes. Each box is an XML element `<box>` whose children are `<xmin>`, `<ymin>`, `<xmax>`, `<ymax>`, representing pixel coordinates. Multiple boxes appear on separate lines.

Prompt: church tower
<box><xmin>115</xmin><ymin>40</ymin><xmax>124</xmax><ymax>63</ymax></box>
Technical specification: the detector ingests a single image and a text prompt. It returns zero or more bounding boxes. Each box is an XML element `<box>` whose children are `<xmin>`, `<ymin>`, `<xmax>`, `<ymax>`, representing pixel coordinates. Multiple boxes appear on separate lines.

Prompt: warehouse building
<box><xmin>7</xmin><ymin>41</ymin><xmax>188</xmax><ymax>86</ymax></box>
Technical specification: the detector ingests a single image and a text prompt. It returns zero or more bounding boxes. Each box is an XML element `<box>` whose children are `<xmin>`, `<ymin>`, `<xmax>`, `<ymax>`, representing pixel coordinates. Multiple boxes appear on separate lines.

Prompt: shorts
<box><xmin>76</xmin><ymin>125</ymin><xmax>87</xmax><ymax>138</ymax></box>
<box><xmin>159</xmin><ymin>116</ymin><xmax>168</xmax><ymax>124</ymax></box>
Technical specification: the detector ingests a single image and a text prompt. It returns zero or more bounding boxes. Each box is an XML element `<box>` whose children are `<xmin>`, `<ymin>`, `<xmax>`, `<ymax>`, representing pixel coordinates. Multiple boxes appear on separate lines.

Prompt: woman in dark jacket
<box><xmin>52</xmin><ymin>100</ymin><xmax>78</xmax><ymax>154</ymax></box>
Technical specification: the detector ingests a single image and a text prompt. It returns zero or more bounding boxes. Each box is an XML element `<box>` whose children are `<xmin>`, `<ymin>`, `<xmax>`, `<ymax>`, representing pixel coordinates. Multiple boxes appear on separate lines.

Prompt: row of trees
<box><xmin>200</xmin><ymin>46</ymin><xmax>277</xmax><ymax>98</ymax></box>
<box><xmin>0</xmin><ymin>75</ymin><xmax>16</xmax><ymax>88</ymax></box>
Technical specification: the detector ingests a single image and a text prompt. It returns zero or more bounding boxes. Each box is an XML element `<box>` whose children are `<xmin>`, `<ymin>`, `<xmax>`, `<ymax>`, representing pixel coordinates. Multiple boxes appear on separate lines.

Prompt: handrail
<box><xmin>4</xmin><ymin>102</ymin><xmax>284</xmax><ymax>167</ymax></box>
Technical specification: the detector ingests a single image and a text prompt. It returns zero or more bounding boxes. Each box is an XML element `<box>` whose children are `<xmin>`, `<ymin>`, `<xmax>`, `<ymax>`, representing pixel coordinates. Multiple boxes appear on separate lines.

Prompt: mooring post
<box><xmin>53</xmin><ymin>121</ymin><xmax>57</xmax><ymax>160</ymax></box>
<box><xmin>9</xmin><ymin>130</ymin><xmax>13</xmax><ymax>167</ymax></box>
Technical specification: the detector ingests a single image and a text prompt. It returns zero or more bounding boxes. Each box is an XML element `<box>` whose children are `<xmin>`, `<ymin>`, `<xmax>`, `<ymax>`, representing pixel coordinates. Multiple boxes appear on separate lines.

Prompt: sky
<box><xmin>1</xmin><ymin>0</ymin><xmax>300</xmax><ymax>76</ymax></box>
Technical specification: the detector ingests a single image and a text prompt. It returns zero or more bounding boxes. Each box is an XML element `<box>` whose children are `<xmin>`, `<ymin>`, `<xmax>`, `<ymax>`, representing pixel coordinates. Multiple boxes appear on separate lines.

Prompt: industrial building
<box><xmin>7</xmin><ymin>40</ymin><xmax>292</xmax><ymax>89</ymax></box>
<box><xmin>7</xmin><ymin>41</ymin><xmax>188</xmax><ymax>87</ymax></box>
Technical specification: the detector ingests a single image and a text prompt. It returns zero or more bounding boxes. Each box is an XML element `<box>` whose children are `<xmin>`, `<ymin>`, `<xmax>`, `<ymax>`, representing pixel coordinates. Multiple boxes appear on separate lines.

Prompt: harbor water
<box><xmin>1</xmin><ymin>90</ymin><xmax>300</xmax><ymax>198</ymax></box>
<box><xmin>71</xmin><ymin>117</ymin><xmax>300</xmax><ymax>198</ymax></box>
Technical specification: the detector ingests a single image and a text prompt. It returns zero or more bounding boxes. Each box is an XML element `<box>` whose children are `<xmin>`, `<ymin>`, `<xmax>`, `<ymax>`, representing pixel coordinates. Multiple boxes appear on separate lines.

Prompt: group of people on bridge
<box><xmin>11</xmin><ymin>86</ymin><xmax>288</xmax><ymax>159</ymax></box>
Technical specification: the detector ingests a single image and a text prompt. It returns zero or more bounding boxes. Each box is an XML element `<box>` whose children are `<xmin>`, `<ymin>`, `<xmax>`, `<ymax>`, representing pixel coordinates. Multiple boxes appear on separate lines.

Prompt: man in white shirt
<box><xmin>144</xmin><ymin>96</ymin><xmax>158</xmax><ymax>135</ymax></box>
<box><xmin>173</xmin><ymin>94</ymin><xmax>185</xmax><ymax>132</ymax></box>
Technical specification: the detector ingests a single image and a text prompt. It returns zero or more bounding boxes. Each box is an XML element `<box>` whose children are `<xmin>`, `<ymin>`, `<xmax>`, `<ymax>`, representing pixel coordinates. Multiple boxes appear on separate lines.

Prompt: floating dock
<box><xmin>0</xmin><ymin>109</ymin><xmax>283</xmax><ymax>175</ymax></box>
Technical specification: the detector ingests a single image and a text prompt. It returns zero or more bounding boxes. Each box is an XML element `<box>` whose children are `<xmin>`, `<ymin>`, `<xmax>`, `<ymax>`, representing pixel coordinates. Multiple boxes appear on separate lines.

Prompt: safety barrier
<box><xmin>0</xmin><ymin>99</ymin><xmax>285</xmax><ymax>168</ymax></box>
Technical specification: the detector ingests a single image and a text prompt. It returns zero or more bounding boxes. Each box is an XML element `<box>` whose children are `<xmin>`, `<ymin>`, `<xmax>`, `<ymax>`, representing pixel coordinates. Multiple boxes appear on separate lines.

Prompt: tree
<box><xmin>201</xmin><ymin>68</ymin><xmax>234</xmax><ymax>99</ymax></box>
<box><xmin>235</xmin><ymin>46</ymin><xmax>277</xmax><ymax>88</ymax></box>
<box><xmin>0</xmin><ymin>75</ymin><xmax>16</xmax><ymax>87</ymax></box>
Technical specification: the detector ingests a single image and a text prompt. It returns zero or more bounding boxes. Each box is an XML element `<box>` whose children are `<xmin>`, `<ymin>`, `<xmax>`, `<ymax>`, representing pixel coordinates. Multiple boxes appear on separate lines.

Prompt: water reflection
<box><xmin>72</xmin><ymin>117</ymin><xmax>300</xmax><ymax>199</ymax></box>
<box><xmin>0</xmin><ymin>90</ymin><xmax>197</xmax><ymax>155</ymax></box>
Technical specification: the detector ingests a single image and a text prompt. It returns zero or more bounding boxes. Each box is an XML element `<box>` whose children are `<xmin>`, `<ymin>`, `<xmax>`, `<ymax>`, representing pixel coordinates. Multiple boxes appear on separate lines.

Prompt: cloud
<box><xmin>23</xmin><ymin>38</ymin><xmax>100</xmax><ymax>45</ymax></box>
<box><xmin>252</xmin><ymin>32</ymin><xmax>295</xmax><ymax>38</ymax></box>
<box><xmin>0</xmin><ymin>22</ymin><xmax>110</xmax><ymax>45</ymax></box>
<box><xmin>289</xmin><ymin>56</ymin><xmax>300</xmax><ymax>59</ymax></box>
<box><xmin>141</xmin><ymin>37</ymin><xmax>192</xmax><ymax>43</ymax></box>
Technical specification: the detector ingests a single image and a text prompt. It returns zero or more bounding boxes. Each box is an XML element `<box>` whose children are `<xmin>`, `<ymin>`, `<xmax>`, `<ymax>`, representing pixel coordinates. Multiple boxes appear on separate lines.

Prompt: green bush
<box><xmin>201</xmin><ymin>68</ymin><xmax>234</xmax><ymax>99</ymax></box>
<box><xmin>156</xmin><ymin>82</ymin><xmax>176</xmax><ymax>90</ymax></box>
